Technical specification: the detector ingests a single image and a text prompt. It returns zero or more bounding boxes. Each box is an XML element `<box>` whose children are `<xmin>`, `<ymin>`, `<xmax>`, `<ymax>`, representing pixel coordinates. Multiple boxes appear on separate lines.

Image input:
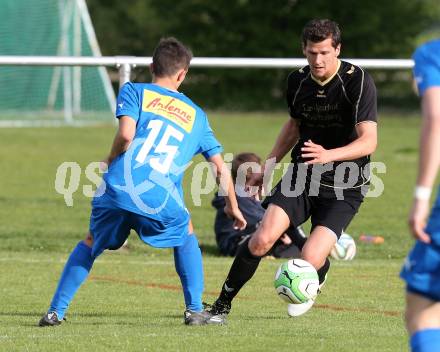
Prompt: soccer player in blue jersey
<box><xmin>38</xmin><ymin>37</ymin><xmax>246</xmax><ymax>327</ymax></box>
<box><xmin>400</xmin><ymin>39</ymin><xmax>440</xmax><ymax>352</ymax></box>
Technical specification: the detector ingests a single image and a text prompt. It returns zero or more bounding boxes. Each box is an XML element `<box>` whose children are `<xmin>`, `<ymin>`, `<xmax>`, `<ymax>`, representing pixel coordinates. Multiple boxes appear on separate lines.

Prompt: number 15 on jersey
<box><xmin>135</xmin><ymin>119</ymin><xmax>184</xmax><ymax>174</ymax></box>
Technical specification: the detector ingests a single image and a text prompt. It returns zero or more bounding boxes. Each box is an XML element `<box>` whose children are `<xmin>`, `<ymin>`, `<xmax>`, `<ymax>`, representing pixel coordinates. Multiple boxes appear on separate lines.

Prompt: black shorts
<box><xmin>262</xmin><ymin>178</ymin><xmax>364</xmax><ymax>239</ymax></box>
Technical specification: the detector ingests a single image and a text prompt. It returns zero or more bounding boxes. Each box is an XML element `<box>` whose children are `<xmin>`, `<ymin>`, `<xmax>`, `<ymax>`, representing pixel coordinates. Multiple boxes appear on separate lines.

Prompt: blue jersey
<box><xmin>413</xmin><ymin>38</ymin><xmax>440</xmax><ymax>245</ymax></box>
<box><xmin>401</xmin><ymin>39</ymin><xmax>440</xmax><ymax>301</ymax></box>
<box><xmin>413</xmin><ymin>39</ymin><xmax>440</xmax><ymax>96</ymax></box>
<box><xmin>97</xmin><ymin>82</ymin><xmax>222</xmax><ymax>225</ymax></box>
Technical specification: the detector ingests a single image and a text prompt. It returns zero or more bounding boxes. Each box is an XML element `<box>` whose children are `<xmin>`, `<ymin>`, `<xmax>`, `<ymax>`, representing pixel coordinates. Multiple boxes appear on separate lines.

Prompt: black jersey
<box><xmin>286</xmin><ymin>60</ymin><xmax>377</xmax><ymax>188</ymax></box>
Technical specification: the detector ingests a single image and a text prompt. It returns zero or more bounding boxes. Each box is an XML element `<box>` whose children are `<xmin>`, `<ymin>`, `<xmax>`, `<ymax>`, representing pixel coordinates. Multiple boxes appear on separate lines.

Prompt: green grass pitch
<box><xmin>0</xmin><ymin>112</ymin><xmax>425</xmax><ymax>351</ymax></box>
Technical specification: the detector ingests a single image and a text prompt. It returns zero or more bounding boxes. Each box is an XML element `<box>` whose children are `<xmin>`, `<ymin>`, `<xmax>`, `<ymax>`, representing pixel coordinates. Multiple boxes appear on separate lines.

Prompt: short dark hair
<box><xmin>151</xmin><ymin>37</ymin><xmax>193</xmax><ymax>77</ymax></box>
<box><xmin>302</xmin><ymin>19</ymin><xmax>341</xmax><ymax>48</ymax></box>
<box><xmin>231</xmin><ymin>152</ymin><xmax>261</xmax><ymax>182</ymax></box>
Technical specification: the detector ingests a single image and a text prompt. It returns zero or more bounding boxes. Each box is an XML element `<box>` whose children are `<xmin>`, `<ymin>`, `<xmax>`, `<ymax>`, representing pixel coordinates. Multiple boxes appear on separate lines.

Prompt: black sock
<box><xmin>317</xmin><ymin>257</ymin><xmax>330</xmax><ymax>284</ymax></box>
<box><xmin>218</xmin><ymin>237</ymin><xmax>262</xmax><ymax>303</ymax></box>
<box><xmin>285</xmin><ymin>226</ymin><xmax>307</xmax><ymax>250</ymax></box>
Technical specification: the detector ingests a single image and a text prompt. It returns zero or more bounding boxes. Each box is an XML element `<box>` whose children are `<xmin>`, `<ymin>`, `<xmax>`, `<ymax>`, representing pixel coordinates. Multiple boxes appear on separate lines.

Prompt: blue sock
<box><xmin>174</xmin><ymin>234</ymin><xmax>204</xmax><ymax>312</ymax></box>
<box><xmin>49</xmin><ymin>241</ymin><xmax>95</xmax><ymax>319</ymax></box>
<box><xmin>411</xmin><ymin>329</ymin><xmax>440</xmax><ymax>352</ymax></box>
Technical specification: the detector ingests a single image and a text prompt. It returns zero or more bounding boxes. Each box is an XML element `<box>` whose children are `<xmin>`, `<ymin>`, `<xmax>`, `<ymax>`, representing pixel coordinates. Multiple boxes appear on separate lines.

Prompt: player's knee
<box><xmin>83</xmin><ymin>232</ymin><xmax>93</xmax><ymax>247</ymax></box>
<box><xmin>406</xmin><ymin>308</ymin><xmax>440</xmax><ymax>333</ymax></box>
<box><xmin>249</xmin><ymin>243</ymin><xmax>269</xmax><ymax>257</ymax></box>
<box><xmin>249</xmin><ymin>231</ymin><xmax>275</xmax><ymax>257</ymax></box>
<box><xmin>405</xmin><ymin>309</ymin><xmax>429</xmax><ymax>333</ymax></box>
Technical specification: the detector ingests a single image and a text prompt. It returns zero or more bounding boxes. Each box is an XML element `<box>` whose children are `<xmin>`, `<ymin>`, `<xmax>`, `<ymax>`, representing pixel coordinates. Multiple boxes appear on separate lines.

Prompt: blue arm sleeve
<box><xmin>197</xmin><ymin>114</ymin><xmax>223</xmax><ymax>159</ymax></box>
<box><xmin>413</xmin><ymin>40</ymin><xmax>440</xmax><ymax>96</ymax></box>
<box><xmin>116</xmin><ymin>82</ymin><xmax>140</xmax><ymax>122</ymax></box>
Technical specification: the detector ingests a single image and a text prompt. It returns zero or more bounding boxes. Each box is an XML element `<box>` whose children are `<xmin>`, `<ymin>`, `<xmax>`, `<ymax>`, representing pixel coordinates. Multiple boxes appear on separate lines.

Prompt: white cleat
<box><xmin>287</xmin><ymin>298</ymin><xmax>315</xmax><ymax>317</ymax></box>
<box><xmin>287</xmin><ymin>274</ymin><xmax>327</xmax><ymax>317</ymax></box>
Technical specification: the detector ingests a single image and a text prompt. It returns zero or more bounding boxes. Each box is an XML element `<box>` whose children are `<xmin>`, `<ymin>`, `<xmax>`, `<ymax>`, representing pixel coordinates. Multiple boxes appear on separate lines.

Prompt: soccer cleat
<box><xmin>287</xmin><ymin>298</ymin><xmax>315</xmax><ymax>317</ymax></box>
<box><xmin>287</xmin><ymin>274</ymin><xmax>327</xmax><ymax>318</ymax></box>
<box><xmin>208</xmin><ymin>299</ymin><xmax>231</xmax><ymax>315</ymax></box>
<box><xmin>205</xmin><ymin>299</ymin><xmax>231</xmax><ymax>324</ymax></box>
<box><xmin>38</xmin><ymin>312</ymin><xmax>64</xmax><ymax>327</ymax></box>
<box><xmin>205</xmin><ymin>312</ymin><xmax>226</xmax><ymax>325</ymax></box>
<box><xmin>183</xmin><ymin>309</ymin><xmax>225</xmax><ymax>326</ymax></box>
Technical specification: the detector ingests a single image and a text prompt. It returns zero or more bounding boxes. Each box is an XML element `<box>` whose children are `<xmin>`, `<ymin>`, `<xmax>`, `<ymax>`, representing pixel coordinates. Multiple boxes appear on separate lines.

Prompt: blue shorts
<box><xmin>89</xmin><ymin>202</ymin><xmax>189</xmax><ymax>258</ymax></box>
<box><xmin>413</xmin><ymin>40</ymin><xmax>440</xmax><ymax>96</ymax></box>
<box><xmin>401</xmin><ymin>190</ymin><xmax>440</xmax><ymax>301</ymax></box>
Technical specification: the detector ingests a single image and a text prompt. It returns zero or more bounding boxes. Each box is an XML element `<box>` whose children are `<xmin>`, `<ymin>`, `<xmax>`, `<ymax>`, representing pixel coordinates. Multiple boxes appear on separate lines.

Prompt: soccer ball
<box><xmin>330</xmin><ymin>233</ymin><xmax>356</xmax><ymax>261</ymax></box>
<box><xmin>274</xmin><ymin>259</ymin><xmax>319</xmax><ymax>304</ymax></box>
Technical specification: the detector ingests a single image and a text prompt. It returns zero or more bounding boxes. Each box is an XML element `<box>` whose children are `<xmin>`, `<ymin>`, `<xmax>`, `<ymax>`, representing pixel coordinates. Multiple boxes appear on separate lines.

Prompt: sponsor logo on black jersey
<box><xmin>316</xmin><ymin>89</ymin><xmax>326</xmax><ymax>98</ymax></box>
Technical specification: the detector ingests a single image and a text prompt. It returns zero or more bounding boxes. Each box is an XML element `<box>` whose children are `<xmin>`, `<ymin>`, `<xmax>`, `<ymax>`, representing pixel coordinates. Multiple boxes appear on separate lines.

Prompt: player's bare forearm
<box><xmin>106</xmin><ymin>136</ymin><xmax>130</xmax><ymax>164</ymax></box>
<box><xmin>301</xmin><ymin>121</ymin><xmax>377</xmax><ymax>164</ymax></box>
<box><xmin>416</xmin><ymin>87</ymin><xmax>440</xmax><ymax>188</ymax></box>
<box><xmin>209</xmin><ymin>154</ymin><xmax>238</xmax><ymax>209</ymax></box>
<box><xmin>407</xmin><ymin>86</ymin><xmax>440</xmax><ymax>243</ymax></box>
<box><xmin>266</xmin><ymin>118</ymin><xmax>300</xmax><ymax>163</ymax></box>
<box><xmin>208</xmin><ymin>154</ymin><xmax>247</xmax><ymax>230</ymax></box>
<box><xmin>105</xmin><ymin>116</ymin><xmax>136</xmax><ymax>164</ymax></box>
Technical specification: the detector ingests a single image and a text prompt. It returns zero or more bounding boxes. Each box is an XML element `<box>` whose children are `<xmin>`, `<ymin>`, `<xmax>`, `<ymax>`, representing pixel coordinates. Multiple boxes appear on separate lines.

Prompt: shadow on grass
<box><xmin>394</xmin><ymin>147</ymin><xmax>417</xmax><ymax>154</ymax></box>
<box><xmin>0</xmin><ymin>310</ymin><xmax>185</xmax><ymax>328</ymax></box>
<box><xmin>199</xmin><ymin>244</ymin><xmax>221</xmax><ymax>257</ymax></box>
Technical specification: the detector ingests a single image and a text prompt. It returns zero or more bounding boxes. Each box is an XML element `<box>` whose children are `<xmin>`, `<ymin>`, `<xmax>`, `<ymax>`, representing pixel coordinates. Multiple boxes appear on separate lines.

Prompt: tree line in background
<box><xmin>88</xmin><ymin>0</ymin><xmax>440</xmax><ymax>110</ymax></box>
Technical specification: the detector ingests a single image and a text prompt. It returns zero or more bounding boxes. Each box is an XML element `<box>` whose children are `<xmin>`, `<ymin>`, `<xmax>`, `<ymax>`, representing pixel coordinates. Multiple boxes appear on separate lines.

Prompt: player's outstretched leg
<box><xmin>209</xmin><ymin>236</ymin><xmax>262</xmax><ymax>320</ymax></box>
<box><xmin>210</xmin><ymin>204</ymin><xmax>289</xmax><ymax>321</ymax></box>
<box><xmin>174</xmin><ymin>233</ymin><xmax>222</xmax><ymax>325</ymax></box>
<box><xmin>39</xmin><ymin>241</ymin><xmax>95</xmax><ymax>326</ymax></box>
<box><xmin>404</xmin><ymin>291</ymin><xmax>440</xmax><ymax>352</ymax></box>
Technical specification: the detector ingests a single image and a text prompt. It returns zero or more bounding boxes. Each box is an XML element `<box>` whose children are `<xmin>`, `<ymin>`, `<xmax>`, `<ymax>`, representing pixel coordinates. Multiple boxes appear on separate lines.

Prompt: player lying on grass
<box><xmin>38</xmin><ymin>37</ymin><xmax>246</xmax><ymax>327</ymax></box>
<box><xmin>212</xmin><ymin>152</ymin><xmax>305</xmax><ymax>258</ymax></box>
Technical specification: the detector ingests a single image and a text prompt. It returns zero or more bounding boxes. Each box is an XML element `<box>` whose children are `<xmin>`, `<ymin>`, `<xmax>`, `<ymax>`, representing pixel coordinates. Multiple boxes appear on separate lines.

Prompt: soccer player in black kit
<box><xmin>209</xmin><ymin>19</ymin><xmax>377</xmax><ymax>321</ymax></box>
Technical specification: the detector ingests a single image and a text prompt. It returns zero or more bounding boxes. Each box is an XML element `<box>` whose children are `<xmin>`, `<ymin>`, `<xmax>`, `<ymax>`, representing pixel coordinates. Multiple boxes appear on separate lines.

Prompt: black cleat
<box><xmin>206</xmin><ymin>299</ymin><xmax>231</xmax><ymax>323</ymax></box>
<box><xmin>38</xmin><ymin>312</ymin><xmax>64</xmax><ymax>327</ymax></box>
<box><xmin>184</xmin><ymin>309</ymin><xmax>225</xmax><ymax>326</ymax></box>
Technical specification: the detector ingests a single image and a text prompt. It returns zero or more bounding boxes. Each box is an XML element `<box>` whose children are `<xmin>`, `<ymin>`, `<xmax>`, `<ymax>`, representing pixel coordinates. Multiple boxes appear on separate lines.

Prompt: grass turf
<box><xmin>0</xmin><ymin>112</ymin><xmax>423</xmax><ymax>351</ymax></box>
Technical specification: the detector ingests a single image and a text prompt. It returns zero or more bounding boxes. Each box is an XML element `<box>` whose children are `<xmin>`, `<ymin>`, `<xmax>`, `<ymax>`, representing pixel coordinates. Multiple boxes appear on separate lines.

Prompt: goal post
<box><xmin>0</xmin><ymin>0</ymin><xmax>116</xmax><ymax>126</ymax></box>
<box><xmin>0</xmin><ymin>0</ymin><xmax>415</xmax><ymax>128</ymax></box>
